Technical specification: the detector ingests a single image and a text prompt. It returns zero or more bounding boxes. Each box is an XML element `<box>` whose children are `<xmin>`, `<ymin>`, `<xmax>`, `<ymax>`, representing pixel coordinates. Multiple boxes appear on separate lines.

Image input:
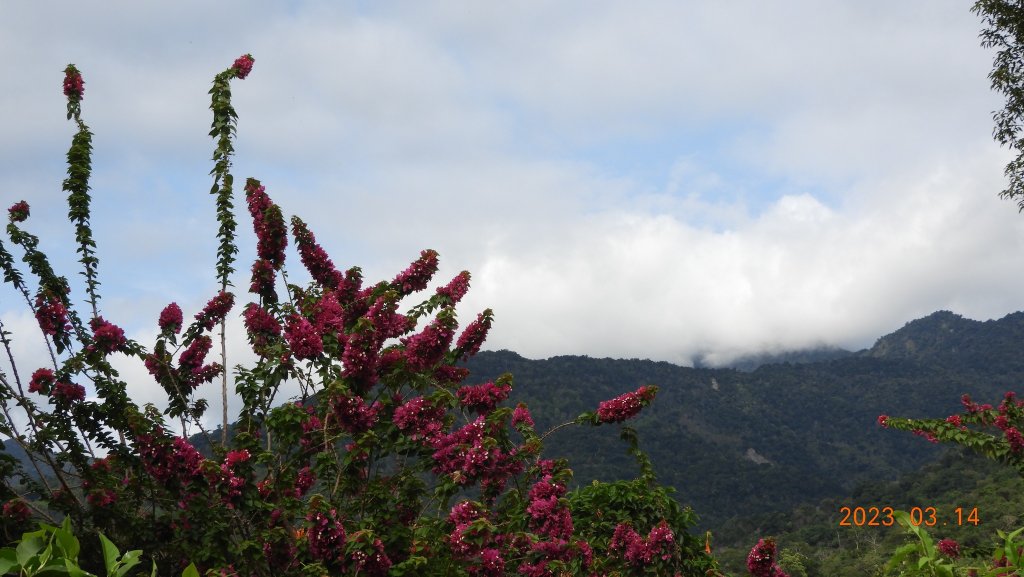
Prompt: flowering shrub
<box><xmin>0</xmin><ymin>55</ymin><xmax>727</xmax><ymax>576</ymax></box>
<box><xmin>881</xmin><ymin>391</ymin><xmax>1024</xmax><ymax>476</ymax></box>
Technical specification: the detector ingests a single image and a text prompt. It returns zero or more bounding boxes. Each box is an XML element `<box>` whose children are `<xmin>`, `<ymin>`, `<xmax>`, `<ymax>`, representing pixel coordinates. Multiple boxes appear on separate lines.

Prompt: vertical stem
<box><xmin>221</xmin><ymin>320</ymin><xmax>228</xmax><ymax>445</ymax></box>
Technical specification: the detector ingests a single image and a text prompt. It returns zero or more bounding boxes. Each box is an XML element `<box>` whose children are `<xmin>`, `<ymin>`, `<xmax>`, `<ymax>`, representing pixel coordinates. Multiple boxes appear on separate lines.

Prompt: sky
<box><xmin>3</xmin><ymin>1</ymin><xmax>1024</xmax><ymax>422</ymax></box>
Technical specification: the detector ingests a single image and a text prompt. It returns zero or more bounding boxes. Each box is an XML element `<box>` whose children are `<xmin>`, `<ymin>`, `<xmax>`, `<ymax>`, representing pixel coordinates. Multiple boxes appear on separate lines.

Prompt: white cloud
<box><xmin>1</xmin><ymin>0</ymin><xmax>1023</xmax><ymax>378</ymax></box>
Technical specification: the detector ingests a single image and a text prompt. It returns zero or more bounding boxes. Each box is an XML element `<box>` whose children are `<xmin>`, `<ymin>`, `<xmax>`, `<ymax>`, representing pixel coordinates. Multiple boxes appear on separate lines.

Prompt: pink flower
<box><xmin>455</xmin><ymin>310</ymin><xmax>492</xmax><ymax>359</ymax></box>
<box><xmin>291</xmin><ymin>216</ymin><xmax>343</xmax><ymax>289</ymax></box>
<box><xmin>912</xmin><ymin>429</ymin><xmax>940</xmax><ymax>444</ymax></box>
<box><xmin>937</xmin><ymin>538</ymin><xmax>960</xmax><ymax>559</ymax></box>
<box><xmin>243</xmin><ymin>303</ymin><xmax>281</xmax><ymax>354</ymax></box>
<box><xmin>313</xmin><ymin>291</ymin><xmax>345</xmax><ymax>336</ymax></box>
<box><xmin>392</xmin><ymin>249</ymin><xmax>439</xmax><ymax>296</ymax></box>
<box><xmin>402</xmin><ymin>315</ymin><xmax>455</xmax><ymax>372</ymax></box>
<box><xmin>52</xmin><ymin>380</ymin><xmax>86</xmax><ymax>403</ymax></box>
<box><xmin>159</xmin><ymin>302</ymin><xmax>183</xmax><ymax>334</ymax></box>
<box><xmin>34</xmin><ymin>292</ymin><xmax>70</xmax><ymax>338</ymax></box>
<box><xmin>945</xmin><ymin>415</ymin><xmax>963</xmax><ymax>428</ymax></box>
<box><xmin>1006</xmin><ymin>427</ymin><xmax>1024</xmax><ymax>453</ymax></box>
<box><xmin>306</xmin><ymin>508</ymin><xmax>345</xmax><ymax>564</ymax></box>
<box><xmin>436</xmin><ymin>271</ymin><xmax>471</xmax><ymax>304</ymax></box>
<box><xmin>393</xmin><ymin>396</ymin><xmax>446</xmax><ymax>443</ymax></box>
<box><xmin>284</xmin><ymin>313</ymin><xmax>323</xmax><ymax>360</ymax></box>
<box><xmin>2</xmin><ymin>499</ymin><xmax>30</xmax><ymax>522</ymax></box>
<box><xmin>294</xmin><ymin>466</ymin><xmax>315</xmax><ymax>497</ymax></box>
<box><xmin>331</xmin><ymin>394</ymin><xmax>379</xmax><ymax>435</ymax></box>
<box><xmin>232</xmin><ymin>54</ymin><xmax>254</xmax><ymax>80</ymax></box>
<box><xmin>224</xmin><ymin>449</ymin><xmax>250</xmax><ymax>468</ymax></box>
<box><xmin>195</xmin><ymin>291</ymin><xmax>235</xmax><ymax>331</ymax></box>
<box><xmin>457</xmin><ymin>381</ymin><xmax>511</xmax><ymax>415</ymax></box>
<box><xmin>8</xmin><ymin>201</ymin><xmax>29</xmax><ymax>223</ymax></box>
<box><xmin>29</xmin><ymin>368</ymin><xmax>55</xmax><ymax>394</ymax></box>
<box><xmin>177</xmin><ymin>336</ymin><xmax>222</xmax><ymax>387</ymax></box>
<box><xmin>90</xmin><ymin>316</ymin><xmax>126</xmax><ymax>355</ymax></box>
<box><xmin>597</xmin><ymin>385</ymin><xmax>658</xmax><ymax>424</ymax></box>
<box><xmin>63</xmin><ymin>64</ymin><xmax>84</xmax><ymax>100</ymax></box>
<box><xmin>877</xmin><ymin>414</ymin><xmax>889</xmax><ymax>428</ymax></box>
<box><xmin>245</xmin><ymin>178</ymin><xmax>287</xmax><ymax>267</ymax></box>
<box><xmin>747</xmin><ymin>538</ymin><xmax>777</xmax><ymax>577</ymax></box>
<box><xmin>512</xmin><ymin>403</ymin><xmax>534</xmax><ymax>428</ymax></box>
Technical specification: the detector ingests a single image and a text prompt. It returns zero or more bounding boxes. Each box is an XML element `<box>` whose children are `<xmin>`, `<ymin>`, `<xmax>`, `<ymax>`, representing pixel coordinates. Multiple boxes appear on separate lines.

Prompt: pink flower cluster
<box><xmin>63</xmin><ymin>65</ymin><xmax>84</xmax><ymax>100</ymax></box>
<box><xmin>284</xmin><ymin>313</ymin><xmax>323</xmax><ymax>360</ymax></box>
<box><xmin>392</xmin><ymin>249</ymin><xmax>438</xmax><ymax>296</ymax></box>
<box><xmin>245</xmin><ymin>179</ymin><xmax>288</xmax><ymax>297</ymax></box>
<box><xmin>176</xmin><ymin>335</ymin><xmax>223</xmax><ymax>387</ymax></box>
<box><xmin>313</xmin><ymin>291</ymin><xmax>345</xmax><ymax>336</ymax></box>
<box><xmin>243</xmin><ymin>303</ymin><xmax>282</xmax><ymax>355</ymax></box>
<box><xmin>597</xmin><ymin>385</ymin><xmax>658</xmax><ymax>424</ymax></box>
<box><xmin>294</xmin><ymin>467</ymin><xmax>315</xmax><ymax>497</ymax></box>
<box><xmin>2</xmin><ymin>499</ymin><xmax>30</xmax><ymax>522</ymax></box>
<box><xmin>393</xmin><ymin>396</ymin><xmax>446</xmax><ymax>443</ymax></box>
<box><xmin>961</xmin><ymin>394</ymin><xmax>994</xmax><ymax>415</ymax></box>
<box><xmin>455</xmin><ymin>311</ymin><xmax>492</xmax><ymax>359</ymax></box>
<box><xmin>937</xmin><ymin>538</ymin><xmax>960</xmax><ymax>559</ymax></box>
<box><xmin>214</xmin><ymin>450</ymin><xmax>250</xmax><ymax>506</ymax></box>
<box><xmin>89</xmin><ymin>316</ymin><xmax>126</xmax><ymax>355</ymax></box>
<box><xmin>34</xmin><ymin>292</ymin><xmax>70</xmax><ymax>338</ymax></box>
<box><xmin>159</xmin><ymin>303</ymin><xmax>183</xmax><ymax>334</ymax></box>
<box><xmin>525</xmin><ymin>474</ymin><xmax>572</xmax><ymax>540</ymax></box>
<box><xmin>610</xmin><ymin>520</ymin><xmax>676</xmax><ymax>566</ymax></box>
<box><xmin>436</xmin><ymin>271</ymin><xmax>471</xmax><ymax>304</ymax></box>
<box><xmin>87</xmin><ymin>488</ymin><xmax>117</xmax><ymax>508</ymax></box>
<box><xmin>292</xmin><ymin>217</ymin><xmax>344</xmax><ymax>290</ymax></box>
<box><xmin>135</xmin><ymin>432</ymin><xmax>205</xmax><ymax>488</ymax></box>
<box><xmin>195</xmin><ymin>291</ymin><xmax>235</xmax><ymax>331</ymax></box>
<box><xmin>28</xmin><ymin>368</ymin><xmax>55</xmax><ymax>394</ymax></box>
<box><xmin>431</xmin><ymin>417</ymin><xmax>522</xmax><ymax>490</ymax></box>
<box><xmin>457</xmin><ymin>381</ymin><xmax>511</xmax><ymax>415</ymax></box>
<box><xmin>518</xmin><ymin>463</ymin><xmax>583</xmax><ymax>577</ymax></box>
<box><xmin>7</xmin><ymin>200</ymin><xmax>29</xmax><ymax>223</ymax></box>
<box><xmin>512</xmin><ymin>403</ymin><xmax>534</xmax><ymax>428</ymax></box>
<box><xmin>331</xmin><ymin>393</ymin><xmax>380</xmax><ymax>435</ymax></box>
<box><xmin>349</xmin><ymin>535</ymin><xmax>392</xmax><ymax>577</ymax></box>
<box><xmin>447</xmin><ymin>501</ymin><xmax>504</xmax><ymax>577</ymax></box>
<box><xmin>52</xmin><ymin>380</ymin><xmax>86</xmax><ymax>403</ymax></box>
<box><xmin>402</xmin><ymin>316</ymin><xmax>455</xmax><ymax>371</ymax></box>
<box><xmin>746</xmin><ymin>538</ymin><xmax>789</xmax><ymax>577</ymax></box>
<box><xmin>232</xmin><ymin>54</ymin><xmax>254</xmax><ymax>80</ymax></box>
<box><xmin>306</xmin><ymin>508</ymin><xmax>346</xmax><ymax>564</ymax></box>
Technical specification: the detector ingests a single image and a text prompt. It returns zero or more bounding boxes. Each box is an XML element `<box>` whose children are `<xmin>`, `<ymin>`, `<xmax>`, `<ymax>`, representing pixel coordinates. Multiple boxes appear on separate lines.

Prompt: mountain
<box><xmin>464</xmin><ymin>311</ymin><xmax>1024</xmax><ymax>529</ymax></box>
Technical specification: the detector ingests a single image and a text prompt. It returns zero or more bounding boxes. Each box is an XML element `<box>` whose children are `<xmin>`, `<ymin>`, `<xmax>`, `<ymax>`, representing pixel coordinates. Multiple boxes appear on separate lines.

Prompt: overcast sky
<box><xmin>3</xmin><ymin>0</ymin><xmax>1024</xmax><ymax>415</ymax></box>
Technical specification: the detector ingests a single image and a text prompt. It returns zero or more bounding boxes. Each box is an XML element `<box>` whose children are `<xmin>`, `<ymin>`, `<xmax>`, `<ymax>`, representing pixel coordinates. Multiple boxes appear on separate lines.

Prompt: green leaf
<box><xmin>17</xmin><ymin>534</ymin><xmax>45</xmax><ymax>567</ymax></box>
<box><xmin>98</xmin><ymin>533</ymin><xmax>119</xmax><ymax>575</ymax></box>
<box><xmin>181</xmin><ymin>563</ymin><xmax>200</xmax><ymax>577</ymax></box>
<box><xmin>884</xmin><ymin>542</ymin><xmax>918</xmax><ymax>572</ymax></box>
<box><xmin>0</xmin><ymin>548</ymin><xmax>20</xmax><ymax>574</ymax></box>
<box><xmin>112</xmin><ymin>550</ymin><xmax>142</xmax><ymax>577</ymax></box>
<box><xmin>54</xmin><ymin>525</ymin><xmax>79</xmax><ymax>561</ymax></box>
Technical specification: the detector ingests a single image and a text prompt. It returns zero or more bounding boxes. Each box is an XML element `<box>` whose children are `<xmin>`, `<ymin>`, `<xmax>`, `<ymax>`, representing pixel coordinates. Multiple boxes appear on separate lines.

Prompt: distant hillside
<box><xmin>464</xmin><ymin>311</ymin><xmax>1024</xmax><ymax>530</ymax></box>
<box><xmin>715</xmin><ymin>346</ymin><xmax>854</xmax><ymax>372</ymax></box>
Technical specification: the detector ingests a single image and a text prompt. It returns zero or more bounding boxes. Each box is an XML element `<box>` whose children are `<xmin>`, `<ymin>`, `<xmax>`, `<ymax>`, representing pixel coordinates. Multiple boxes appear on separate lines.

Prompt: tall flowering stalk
<box><xmin>208</xmin><ymin>54</ymin><xmax>253</xmax><ymax>441</ymax></box>
<box><xmin>62</xmin><ymin>64</ymin><xmax>101</xmax><ymax>321</ymax></box>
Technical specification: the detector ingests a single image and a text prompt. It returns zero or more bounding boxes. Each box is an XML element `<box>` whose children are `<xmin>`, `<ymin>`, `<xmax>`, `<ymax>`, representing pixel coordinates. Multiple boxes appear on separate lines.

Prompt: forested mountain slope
<box><xmin>464</xmin><ymin>310</ymin><xmax>1024</xmax><ymax>529</ymax></box>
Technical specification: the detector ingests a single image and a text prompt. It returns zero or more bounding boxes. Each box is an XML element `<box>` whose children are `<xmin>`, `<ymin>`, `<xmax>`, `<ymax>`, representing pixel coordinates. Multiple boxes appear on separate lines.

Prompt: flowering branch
<box><xmin>208</xmin><ymin>54</ymin><xmax>253</xmax><ymax>442</ymax></box>
<box><xmin>62</xmin><ymin>64</ymin><xmax>101</xmax><ymax>321</ymax></box>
